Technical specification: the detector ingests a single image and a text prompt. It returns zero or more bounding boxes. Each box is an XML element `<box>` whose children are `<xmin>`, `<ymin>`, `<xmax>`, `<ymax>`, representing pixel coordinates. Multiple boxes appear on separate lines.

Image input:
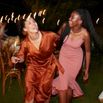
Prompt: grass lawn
<box><xmin>0</xmin><ymin>53</ymin><xmax>103</xmax><ymax>103</ymax></box>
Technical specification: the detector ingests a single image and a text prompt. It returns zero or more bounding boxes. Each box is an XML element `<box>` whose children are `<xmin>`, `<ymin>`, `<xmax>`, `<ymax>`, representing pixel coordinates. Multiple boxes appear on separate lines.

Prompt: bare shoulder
<box><xmin>82</xmin><ymin>28</ymin><xmax>90</xmax><ymax>39</ymax></box>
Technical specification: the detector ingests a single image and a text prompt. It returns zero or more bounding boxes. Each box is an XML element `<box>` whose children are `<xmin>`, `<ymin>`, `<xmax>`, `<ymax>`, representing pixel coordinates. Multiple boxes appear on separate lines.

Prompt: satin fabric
<box><xmin>17</xmin><ymin>32</ymin><xmax>60</xmax><ymax>103</ymax></box>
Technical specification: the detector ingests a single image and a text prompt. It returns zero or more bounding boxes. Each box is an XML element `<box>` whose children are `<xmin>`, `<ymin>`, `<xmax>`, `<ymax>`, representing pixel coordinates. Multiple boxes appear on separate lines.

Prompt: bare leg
<box><xmin>67</xmin><ymin>87</ymin><xmax>73</xmax><ymax>103</ymax></box>
<box><xmin>45</xmin><ymin>98</ymin><xmax>50</xmax><ymax>103</ymax></box>
<box><xmin>25</xmin><ymin>99</ymin><xmax>34</xmax><ymax>103</ymax></box>
<box><xmin>58</xmin><ymin>90</ymin><xmax>67</xmax><ymax>103</ymax></box>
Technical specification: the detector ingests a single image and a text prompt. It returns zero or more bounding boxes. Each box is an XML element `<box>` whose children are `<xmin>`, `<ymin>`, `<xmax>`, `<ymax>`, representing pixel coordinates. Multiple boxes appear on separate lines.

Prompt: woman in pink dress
<box><xmin>53</xmin><ymin>9</ymin><xmax>92</xmax><ymax>103</ymax></box>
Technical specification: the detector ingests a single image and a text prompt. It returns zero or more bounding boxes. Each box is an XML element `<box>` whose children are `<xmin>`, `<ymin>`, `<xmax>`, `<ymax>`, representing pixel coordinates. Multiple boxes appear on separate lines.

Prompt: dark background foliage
<box><xmin>0</xmin><ymin>0</ymin><xmax>103</xmax><ymax>52</ymax></box>
<box><xmin>0</xmin><ymin>0</ymin><xmax>103</xmax><ymax>31</ymax></box>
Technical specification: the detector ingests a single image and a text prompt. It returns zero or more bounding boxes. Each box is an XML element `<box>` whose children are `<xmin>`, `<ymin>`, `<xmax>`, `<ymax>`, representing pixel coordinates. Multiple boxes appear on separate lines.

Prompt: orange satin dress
<box><xmin>17</xmin><ymin>32</ymin><xmax>60</xmax><ymax>103</ymax></box>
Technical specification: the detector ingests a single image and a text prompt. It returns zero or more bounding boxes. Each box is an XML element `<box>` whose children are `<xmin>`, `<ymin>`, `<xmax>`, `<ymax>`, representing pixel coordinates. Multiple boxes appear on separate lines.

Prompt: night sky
<box><xmin>0</xmin><ymin>0</ymin><xmax>103</xmax><ymax>15</ymax></box>
<box><xmin>0</xmin><ymin>0</ymin><xmax>30</xmax><ymax>15</ymax></box>
<box><xmin>0</xmin><ymin>0</ymin><xmax>102</xmax><ymax>36</ymax></box>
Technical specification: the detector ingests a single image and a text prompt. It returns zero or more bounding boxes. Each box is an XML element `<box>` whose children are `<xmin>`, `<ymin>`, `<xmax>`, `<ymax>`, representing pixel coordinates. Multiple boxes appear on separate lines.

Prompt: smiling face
<box><xmin>68</xmin><ymin>11</ymin><xmax>83</xmax><ymax>28</ymax></box>
<box><xmin>23</xmin><ymin>17</ymin><xmax>39</xmax><ymax>35</ymax></box>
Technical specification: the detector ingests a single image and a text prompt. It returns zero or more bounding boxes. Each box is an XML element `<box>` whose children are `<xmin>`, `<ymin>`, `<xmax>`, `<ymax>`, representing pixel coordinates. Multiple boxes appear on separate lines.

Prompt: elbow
<box><xmin>86</xmin><ymin>50</ymin><xmax>91</xmax><ymax>57</ymax></box>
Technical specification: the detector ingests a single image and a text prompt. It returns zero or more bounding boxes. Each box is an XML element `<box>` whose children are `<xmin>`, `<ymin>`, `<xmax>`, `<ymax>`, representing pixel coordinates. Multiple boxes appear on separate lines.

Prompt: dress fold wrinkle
<box><xmin>53</xmin><ymin>37</ymin><xmax>84</xmax><ymax>97</ymax></box>
<box><xmin>17</xmin><ymin>32</ymin><xmax>61</xmax><ymax>103</ymax></box>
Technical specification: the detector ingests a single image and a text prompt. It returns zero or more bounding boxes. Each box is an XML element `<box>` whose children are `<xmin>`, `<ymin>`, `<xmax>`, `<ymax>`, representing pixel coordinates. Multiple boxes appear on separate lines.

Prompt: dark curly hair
<box><xmin>75</xmin><ymin>9</ymin><xmax>103</xmax><ymax>52</ymax></box>
<box><xmin>58</xmin><ymin>9</ymin><xmax>103</xmax><ymax>52</ymax></box>
<box><xmin>16</xmin><ymin>14</ymin><xmax>34</xmax><ymax>40</ymax></box>
<box><xmin>16</xmin><ymin>16</ymin><xmax>26</xmax><ymax>38</ymax></box>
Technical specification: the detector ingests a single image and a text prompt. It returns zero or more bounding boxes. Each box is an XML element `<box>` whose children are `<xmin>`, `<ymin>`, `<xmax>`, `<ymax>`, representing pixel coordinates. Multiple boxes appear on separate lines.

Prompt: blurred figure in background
<box><xmin>0</xmin><ymin>21</ymin><xmax>8</xmax><ymax>76</ymax></box>
<box><xmin>0</xmin><ymin>21</ymin><xmax>8</xmax><ymax>49</ymax></box>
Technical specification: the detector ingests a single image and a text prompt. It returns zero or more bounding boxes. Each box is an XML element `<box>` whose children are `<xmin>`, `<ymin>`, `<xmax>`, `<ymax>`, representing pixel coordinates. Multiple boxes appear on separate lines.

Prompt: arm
<box><xmin>57</xmin><ymin>22</ymin><xmax>69</xmax><ymax>50</ymax></box>
<box><xmin>83</xmin><ymin>31</ymin><xmax>91</xmax><ymax>81</ymax></box>
<box><xmin>57</xmin><ymin>22</ymin><xmax>67</xmax><ymax>36</ymax></box>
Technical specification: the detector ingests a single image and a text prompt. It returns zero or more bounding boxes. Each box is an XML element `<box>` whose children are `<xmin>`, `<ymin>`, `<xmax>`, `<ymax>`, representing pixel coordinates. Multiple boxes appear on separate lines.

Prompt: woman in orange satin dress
<box><xmin>11</xmin><ymin>16</ymin><xmax>64</xmax><ymax>103</ymax></box>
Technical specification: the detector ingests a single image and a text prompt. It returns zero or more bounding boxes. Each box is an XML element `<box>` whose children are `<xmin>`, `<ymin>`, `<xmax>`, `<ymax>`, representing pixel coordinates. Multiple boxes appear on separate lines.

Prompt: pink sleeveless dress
<box><xmin>53</xmin><ymin>36</ymin><xmax>84</xmax><ymax>97</ymax></box>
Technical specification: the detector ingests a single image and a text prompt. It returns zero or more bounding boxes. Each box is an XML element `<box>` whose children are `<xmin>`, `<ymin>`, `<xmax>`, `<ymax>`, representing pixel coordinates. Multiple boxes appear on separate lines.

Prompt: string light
<box><xmin>17</xmin><ymin>14</ymin><xmax>20</xmax><ymax>21</ymax></box>
<box><xmin>7</xmin><ymin>18</ymin><xmax>10</xmax><ymax>23</ymax></box>
<box><xmin>96</xmin><ymin>18</ymin><xmax>100</xmax><ymax>24</ymax></box>
<box><xmin>0</xmin><ymin>10</ymin><xmax>60</xmax><ymax>27</ymax></box>
<box><xmin>27</xmin><ymin>13</ymin><xmax>32</xmax><ymax>20</ymax></box>
<box><xmin>5</xmin><ymin>15</ymin><xmax>8</xmax><ymax>20</ymax></box>
<box><xmin>14</xmin><ymin>18</ymin><xmax>18</xmax><ymax>23</ymax></box>
<box><xmin>38</xmin><ymin>10</ymin><xmax>42</xmax><ymax>16</ymax></box>
<box><xmin>33</xmin><ymin>12</ymin><xmax>37</xmax><ymax>19</ymax></box>
<box><xmin>23</xmin><ymin>14</ymin><xmax>26</xmax><ymax>19</ymax></box>
<box><xmin>42</xmin><ymin>9</ymin><xmax>46</xmax><ymax>15</ymax></box>
<box><xmin>0</xmin><ymin>16</ymin><xmax>3</xmax><ymax>23</ymax></box>
<box><xmin>42</xmin><ymin>18</ymin><xmax>45</xmax><ymax>24</ymax></box>
<box><xmin>57</xmin><ymin>19</ymin><xmax>60</xmax><ymax>26</ymax></box>
<box><xmin>11</xmin><ymin>12</ymin><xmax>14</xmax><ymax>21</ymax></box>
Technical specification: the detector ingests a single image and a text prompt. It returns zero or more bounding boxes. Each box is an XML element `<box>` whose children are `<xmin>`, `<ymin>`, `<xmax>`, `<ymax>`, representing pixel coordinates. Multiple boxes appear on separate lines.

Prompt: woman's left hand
<box><xmin>83</xmin><ymin>71</ymin><xmax>89</xmax><ymax>82</ymax></box>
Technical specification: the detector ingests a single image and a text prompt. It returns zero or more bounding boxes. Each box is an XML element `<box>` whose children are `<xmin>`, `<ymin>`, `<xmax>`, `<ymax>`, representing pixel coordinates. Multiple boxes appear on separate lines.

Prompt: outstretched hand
<box><xmin>11</xmin><ymin>56</ymin><xmax>20</xmax><ymax>64</ymax></box>
<box><xmin>83</xmin><ymin>71</ymin><xmax>89</xmax><ymax>83</ymax></box>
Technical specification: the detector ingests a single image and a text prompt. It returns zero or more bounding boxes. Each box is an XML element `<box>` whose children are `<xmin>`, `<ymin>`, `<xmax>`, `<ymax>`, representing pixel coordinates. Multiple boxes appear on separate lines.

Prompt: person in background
<box><xmin>11</xmin><ymin>16</ymin><xmax>64</xmax><ymax>103</ymax></box>
<box><xmin>0</xmin><ymin>21</ymin><xmax>8</xmax><ymax>75</ymax></box>
<box><xmin>0</xmin><ymin>21</ymin><xmax>8</xmax><ymax>49</ymax></box>
<box><xmin>53</xmin><ymin>9</ymin><xmax>93</xmax><ymax>103</ymax></box>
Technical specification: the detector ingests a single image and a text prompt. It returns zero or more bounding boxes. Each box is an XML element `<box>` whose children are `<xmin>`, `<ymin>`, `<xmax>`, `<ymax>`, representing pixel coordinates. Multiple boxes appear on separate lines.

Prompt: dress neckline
<box><xmin>68</xmin><ymin>35</ymin><xmax>83</xmax><ymax>41</ymax></box>
<box><xmin>28</xmin><ymin>31</ymin><xmax>44</xmax><ymax>51</ymax></box>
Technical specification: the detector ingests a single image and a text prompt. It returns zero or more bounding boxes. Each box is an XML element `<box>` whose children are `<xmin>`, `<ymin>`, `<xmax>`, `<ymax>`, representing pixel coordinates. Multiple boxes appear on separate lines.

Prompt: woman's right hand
<box><xmin>11</xmin><ymin>56</ymin><xmax>20</xmax><ymax>64</ymax></box>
